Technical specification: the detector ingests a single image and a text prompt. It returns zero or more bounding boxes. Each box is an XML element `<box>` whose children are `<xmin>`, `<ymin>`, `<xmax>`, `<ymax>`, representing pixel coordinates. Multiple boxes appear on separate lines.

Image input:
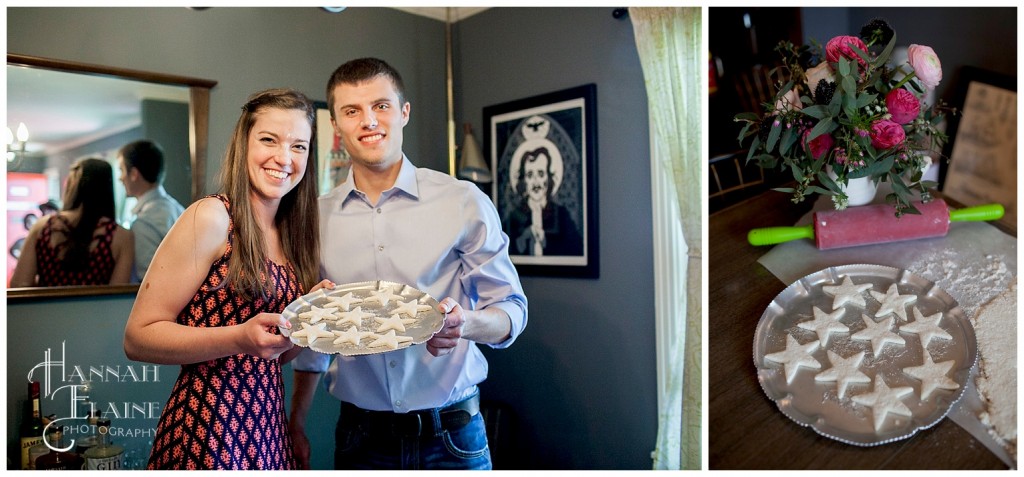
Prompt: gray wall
<box><xmin>7</xmin><ymin>6</ymin><xmax>656</xmax><ymax>470</ymax></box>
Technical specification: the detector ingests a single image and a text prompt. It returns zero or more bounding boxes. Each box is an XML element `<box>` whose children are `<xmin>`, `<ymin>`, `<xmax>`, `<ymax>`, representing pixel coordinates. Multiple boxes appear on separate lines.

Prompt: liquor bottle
<box><xmin>19</xmin><ymin>381</ymin><xmax>44</xmax><ymax>469</ymax></box>
<box><xmin>75</xmin><ymin>409</ymin><xmax>102</xmax><ymax>456</ymax></box>
<box><xmin>83</xmin><ymin>418</ymin><xmax>124</xmax><ymax>470</ymax></box>
<box><xmin>34</xmin><ymin>426</ymin><xmax>84</xmax><ymax>470</ymax></box>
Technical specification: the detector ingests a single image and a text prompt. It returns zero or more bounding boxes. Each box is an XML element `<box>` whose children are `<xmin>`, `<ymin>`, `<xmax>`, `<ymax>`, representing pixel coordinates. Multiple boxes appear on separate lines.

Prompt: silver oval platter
<box><xmin>753</xmin><ymin>264</ymin><xmax>978</xmax><ymax>446</ymax></box>
<box><xmin>280</xmin><ymin>280</ymin><xmax>445</xmax><ymax>356</ymax></box>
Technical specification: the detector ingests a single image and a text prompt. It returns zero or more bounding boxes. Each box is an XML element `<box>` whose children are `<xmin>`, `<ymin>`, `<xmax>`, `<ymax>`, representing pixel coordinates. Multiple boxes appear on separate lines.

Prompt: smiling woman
<box><xmin>5</xmin><ymin>54</ymin><xmax>216</xmax><ymax>298</ymax></box>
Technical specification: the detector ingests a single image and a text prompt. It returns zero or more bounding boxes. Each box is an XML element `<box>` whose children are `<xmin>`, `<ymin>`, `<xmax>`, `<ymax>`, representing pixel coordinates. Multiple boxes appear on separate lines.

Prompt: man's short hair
<box><xmin>326</xmin><ymin>57</ymin><xmax>407</xmax><ymax>119</ymax></box>
<box><xmin>119</xmin><ymin>140</ymin><xmax>165</xmax><ymax>184</ymax></box>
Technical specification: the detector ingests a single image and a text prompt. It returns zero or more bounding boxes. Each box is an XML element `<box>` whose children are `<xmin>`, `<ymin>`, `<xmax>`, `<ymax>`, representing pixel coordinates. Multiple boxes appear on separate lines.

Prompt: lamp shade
<box><xmin>457</xmin><ymin>123</ymin><xmax>492</xmax><ymax>183</ymax></box>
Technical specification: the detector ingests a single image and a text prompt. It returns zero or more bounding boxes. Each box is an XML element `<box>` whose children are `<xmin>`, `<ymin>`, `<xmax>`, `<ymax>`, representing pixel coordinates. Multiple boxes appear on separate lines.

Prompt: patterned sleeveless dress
<box><xmin>147</xmin><ymin>195</ymin><xmax>302</xmax><ymax>470</ymax></box>
<box><xmin>35</xmin><ymin>215</ymin><xmax>117</xmax><ymax>286</ymax></box>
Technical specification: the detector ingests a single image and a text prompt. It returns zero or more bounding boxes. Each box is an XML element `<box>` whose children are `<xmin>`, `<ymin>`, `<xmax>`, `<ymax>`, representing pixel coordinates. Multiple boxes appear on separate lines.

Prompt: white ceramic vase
<box><xmin>828</xmin><ymin>167</ymin><xmax>878</xmax><ymax>207</ymax></box>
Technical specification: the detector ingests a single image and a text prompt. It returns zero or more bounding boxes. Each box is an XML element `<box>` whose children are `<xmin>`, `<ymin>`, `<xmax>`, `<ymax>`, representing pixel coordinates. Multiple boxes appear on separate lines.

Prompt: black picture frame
<box><xmin>939</xmin><ymin>67</ymin><xmax>1017</xmax><ymax>232</ymax></box>
<box><xmin>313</xmin><ymin>100</ymin><xmax>351</xmax><ymax>195</ymax></box>
<box><xmin>484</xmin><ymin>84</ymin><xmax>598</xmax><ymax>278</ymax></box>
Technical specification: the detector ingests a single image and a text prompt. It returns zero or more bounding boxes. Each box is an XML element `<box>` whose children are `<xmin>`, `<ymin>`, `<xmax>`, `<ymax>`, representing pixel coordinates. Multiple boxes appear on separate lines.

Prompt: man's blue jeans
<box><xmin>333</xmin><ymin>408</ymin><xmax>492</xmax><ymax>470</ymax></box>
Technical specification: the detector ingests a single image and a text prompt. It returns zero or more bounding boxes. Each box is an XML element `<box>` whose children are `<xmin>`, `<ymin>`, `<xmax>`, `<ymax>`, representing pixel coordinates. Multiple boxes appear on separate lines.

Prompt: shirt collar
<box><xmin>337</xmin><ymin>155</ymin><xmax>419</xmax><ymax>207</ymax></box>
<box><xmin>132</xmin><ymin>185</ymin><xmax>165</xmax><ymax>214</ymax></box>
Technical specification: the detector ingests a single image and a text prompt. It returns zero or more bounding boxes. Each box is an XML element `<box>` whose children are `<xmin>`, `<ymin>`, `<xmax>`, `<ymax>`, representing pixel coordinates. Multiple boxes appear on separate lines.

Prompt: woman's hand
<box><xmin>239</xmin><ymin>313</ymin><xmax>294</xmax><ymax>360</ymax></box>
<box><xmin>308</xmin><ymin>279</ymin><xmax>336</xmax><ymax>294</ymax></box>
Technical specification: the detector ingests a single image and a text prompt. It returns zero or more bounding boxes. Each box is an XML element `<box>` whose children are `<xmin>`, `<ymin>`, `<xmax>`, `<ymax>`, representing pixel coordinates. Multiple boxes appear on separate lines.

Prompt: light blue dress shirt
<box><xmin>129</xmin><ymin>185</ymin><xmax>185</xmax><ymax>282</ymax></box>
<box><xmin>293</xmin><ymin>157</ymin><xmax>528</xmax><ymax>413</ymax></box>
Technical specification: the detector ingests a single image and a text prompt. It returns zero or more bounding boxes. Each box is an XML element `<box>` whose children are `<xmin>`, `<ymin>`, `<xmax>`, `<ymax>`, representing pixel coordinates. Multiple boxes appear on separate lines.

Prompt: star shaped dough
<box><xmin>851</xmin><ymin>314</ymin><xmax>905</xmax><ymax>356</ymax></box>
<box><xmin>900</xmin><ymin>307</ymin><xmax>953</xmax><ymax>349</ymax></box>
<box><xmin>290</xmin><ymin>322</ymin><xmax>335</xmax><ymax>345</ymax></box>
<box><xmin>332</xmin><ymin>326</ymin><xmax>371</xmax><ymax>347</ymax></box>
<box><xmin>324</xmin><ymin>292</ymin><xmax>363</xmax><ymax>312</ymax></box>
<box><xmin>822</xmin><ymin>276</ymin><xmax>873</xmax><ymax>309</ymax></box>
<box><xmin>763</xmin><ymin>334</ymin><xmax>822</xmax><ymax>384</ymax></box>
<box><xmin>335</xmin><ymin>306</ymin><xmax>375</xmax><ymax>328</ymax></box>
<box><xmin>366</xmin><ymin>330</ymin><xmax>414</xmax><ymax>350</ymax></box>
<box><xmin>851</xmin><ymin>377</ymin><xmax>914</xmax><ymax>431</ymax></box>
<box><xmin>299</xmin><ymin>305</ymin><xmax>337</xmax><ymax>324</ymax></box>
<box><xmin>393</xmin><ymin>299</ymin><xmax>433</xmax><ymax>318</ymax></box>
<box><xmin>815</xmin><ymin>350</ymin><xmax>872</xmax><ymax>399</ymax></box>
<box><xmin>797</xmin><ymin>306</ymin><xmax>849</xmax><ymax>347</ymax></box>
<box><xmin>364</xmin><ymin>287</ymin><xmax>402</xmax><ymax>307</ymax></box>
<box><xmin>870</xmin><ymin>283</ymin><xmax>917</xmax><ymax>321</ymax></box>
<box><xmin>374</xmin><ymin>314</ymin><xmax>417</xmax><ymax>333</ymax></box>
<box><xmin>903</xmin><ymin>352</ymin><xmax>959</xmax><ymax>400</ymax></box>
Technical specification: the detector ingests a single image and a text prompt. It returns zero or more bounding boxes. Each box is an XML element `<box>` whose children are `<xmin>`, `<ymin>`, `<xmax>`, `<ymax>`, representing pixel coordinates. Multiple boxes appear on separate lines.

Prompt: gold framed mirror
<box><xmin>6</xmin><ymin>54</ymin><xmax>216</xmax><ymax>300</ymax></box>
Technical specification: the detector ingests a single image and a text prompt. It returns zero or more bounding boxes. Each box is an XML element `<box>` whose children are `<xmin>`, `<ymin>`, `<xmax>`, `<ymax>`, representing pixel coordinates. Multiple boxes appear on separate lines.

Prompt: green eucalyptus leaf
<box><xmin>856</xmin><ymin>93</ymin><xmax>877</xmax><ymax>109</ymax></box>
<box><xmin>780</xmin><ymin>127</ymin><xmax>798</xmax><ymax>154</ymax></box>
<box><xmin>735</xmin><ymin>112</ymin><xmax>761</xmax><ymax>122</ymax></box>
<box><xmin>838</xmin><ymin>57</ymin><xmax>851</xmax><ymax>77</ymax></box>
<box><xmin>772</xmin><ymin>187</ymin><xmax>795</xmax><ymax>193</ymax></box>
<box><xmin>807</xmin><ymin>117</ymin><xmax>835</xmax><ymax>141</ymax></box>
<box><xmin>766</xmin><ymin>121</ymin><xmax>782</xmax><ymax>151</ymax></box>
<box><xmin>746</xmin><ymin>136</ymin><xmax>761</xmax><ymax>161</ymax></box>
<box><xmin>801</xmin><ymin>105</ymin><xmax>831</xmax><ymax>120</ymax></box>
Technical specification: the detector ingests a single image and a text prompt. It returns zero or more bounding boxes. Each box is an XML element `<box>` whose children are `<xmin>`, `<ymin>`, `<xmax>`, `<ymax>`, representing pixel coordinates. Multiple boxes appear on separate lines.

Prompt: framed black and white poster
<box><xmin>484</xmin><ymin>84</ymin><xmax>598</xmax><ymax>278</ymax></box>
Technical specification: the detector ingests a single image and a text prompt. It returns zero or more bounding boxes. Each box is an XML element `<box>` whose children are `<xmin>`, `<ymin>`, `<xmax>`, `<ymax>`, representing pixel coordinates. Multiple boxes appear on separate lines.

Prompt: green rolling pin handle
<box><xmin>948</xmin><ymin>203</ymin><xmax>1004</xmax><ymax>222</ymax></box>
<box><xmin>748</xmin><ymin>224</ymin><xmax>815</xmax><ymax>246</ymax></box>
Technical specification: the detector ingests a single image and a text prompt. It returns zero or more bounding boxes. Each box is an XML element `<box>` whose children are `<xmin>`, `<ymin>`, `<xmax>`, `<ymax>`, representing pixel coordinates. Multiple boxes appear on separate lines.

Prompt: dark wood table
<box><xmin>709</xmin><ymin>190</ymin><xmax>1008</xmax><ymax>470</ymax></box>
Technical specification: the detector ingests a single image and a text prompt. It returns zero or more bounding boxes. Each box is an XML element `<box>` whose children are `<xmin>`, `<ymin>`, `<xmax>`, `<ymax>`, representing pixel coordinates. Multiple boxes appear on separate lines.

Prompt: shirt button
<box><xmin>376</xmin><ymin>208</ymin><xmax>382</xmax><ymax>214</ymax></box>
<box><xmin>394</xmin><ymin>400</ymin><xmax>403</xmax><ymax>408</ymax></box>
<box><xmin>389</xmin><ymin>360</ymin><xmax>396</xmax><ymax>368</ymax></box>
<box><xmin>378</xmin><ymin>245</ymin><xmax>385</xmax><ymax>252</ymax></box>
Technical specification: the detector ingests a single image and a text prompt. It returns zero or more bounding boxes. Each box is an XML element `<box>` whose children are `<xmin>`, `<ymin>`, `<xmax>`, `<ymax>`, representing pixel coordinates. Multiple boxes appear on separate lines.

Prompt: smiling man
<box><xmin>288</xmin><ymin>58</ymin><xmax>528</xmax><ymax>470</ymax></box>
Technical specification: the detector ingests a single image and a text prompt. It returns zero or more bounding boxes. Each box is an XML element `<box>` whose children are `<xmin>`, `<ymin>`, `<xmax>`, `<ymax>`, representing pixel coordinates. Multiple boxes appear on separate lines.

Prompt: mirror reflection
<box><xmin>5</xmin><ymin>55</ymin><xmax>215</xmax><ymax>295</ymax></box>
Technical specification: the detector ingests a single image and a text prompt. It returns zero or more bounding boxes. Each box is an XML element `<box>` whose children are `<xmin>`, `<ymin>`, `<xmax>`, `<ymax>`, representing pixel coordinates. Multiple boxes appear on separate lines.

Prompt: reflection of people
<box><xmin>506</xmin><ymin>146</ymin><xmax>582</xmax><ymax>256</ymax></box>
<box><xmin>288</xmin><ymin>58</ymin><xmax>528</xmax><ymax>470</ymax></box>
<box><xmin>123</xmin><ymin>88</ymin><xmax>332</xmax><ymax>470</ymax></box>
<box><xmin>11</xmin><ymin>158</ymin><xmax>134</xmax><ymax>287</ymax></box>
<box><xmin>117</xmin><ymin>139</ymin><xmax>185</xmax><ymax>282</ymax></box>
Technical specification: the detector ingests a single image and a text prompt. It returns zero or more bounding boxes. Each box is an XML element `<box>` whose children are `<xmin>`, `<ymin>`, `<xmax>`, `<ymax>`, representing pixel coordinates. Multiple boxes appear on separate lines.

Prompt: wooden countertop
<box><xmin>708</xmin><ymin>190</ymin><xmax>1009</xmax><ymax>470</ymax></box>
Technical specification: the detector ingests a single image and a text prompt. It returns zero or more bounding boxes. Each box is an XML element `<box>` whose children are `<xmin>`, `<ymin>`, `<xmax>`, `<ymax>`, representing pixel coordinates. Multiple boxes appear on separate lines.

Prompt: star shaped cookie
<box><xmin>364</xmin><ymin>287</ymin><xmax>402</xmax><ymax>307</ymax></box>
<box><xmin>815</xmin><ymin>350</ymin><xmax>872</xmax><ymax>399</ymax></box>
<box><xmin>764</xmin><ymin>334</ymin><xmax>822</xmax><ymax>384</ymax></box>
<box><xmin>332</xmin><ymin>326</ymin><xmax>371</xmax><ymax>347</ymax></box>
<box><xmin>335</xmin><ymin>306</ymin><xmax>375</xmax><ymax>328</ymax></box>
<box><xmin>374</xmin><ymin>314</ymin><xmax>417</xmax><ymax>333</ymax></box>
<box><xmin>822</xmin><ymin>276</ymin><xmax>873</xmax><ymax>309</ymax></box>
<box><xmin>871</xmin><ymin>283</ymin><xmax>917</xmax><ymax>321</ymax></box>
<box><xmin>393</xmin><ymin>299</ymin><xmax>433</xmax><ymax>318</ymax></box>
<box><xmin>299</xmin><ymin>305</ymin><xmax>337</xmax><ymax>324</ymax></box>
<box><xmin>324</xmin><ymin>292</ymin><xmax>363</xmax><ymax>312</ymax></box>
<box><xmin>797</xmin><ymin>306</ymin><xmax>849</xmax><ymax>347</ymax></box>
<box><xmin>291</xmin><ymin>322</ymin><xmax>335</xmax><ymax>345</ymax></box>
<box><xmin>903</xmin><ymin>352</ymin><xmax>959</xmax><ymax>400</ymax></box>
<box><xmin>852</xmin><ymin>377</ymin><xmax>914</xmax><ymax>431</ymax></box>
<box><xmin>900</xmin><ymin>307</ymin><xmax>953</xmax><ymax>349</ymax></box>
<box><xmin>851</xmin><ymin>314</ymin><xmax>905</xmax><ymax>356</ymax></box>
<box><xmin>366</xmin><ymin>330</ymin><xmax>414</xmax><ymax>350</ymax></box>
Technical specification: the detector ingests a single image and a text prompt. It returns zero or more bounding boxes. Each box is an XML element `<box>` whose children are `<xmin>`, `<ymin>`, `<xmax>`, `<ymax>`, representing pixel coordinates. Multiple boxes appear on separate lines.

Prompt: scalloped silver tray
<box><xmin>280</xmin><ymin>280</ymin><xmax>444</xmax><ymax>356</ymax></box>
<box><xmin>753</xmin><ymin>264</ymin><xmax>978</xmax><ymax>446</ymax></box>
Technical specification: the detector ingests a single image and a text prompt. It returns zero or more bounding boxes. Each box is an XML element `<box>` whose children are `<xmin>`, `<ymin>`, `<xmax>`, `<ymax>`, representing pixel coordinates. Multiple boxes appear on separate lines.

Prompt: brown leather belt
<box><xmin>340</xmin><ymin>394</ymin><xmax>480</xmax><ymax>438</ymax></box>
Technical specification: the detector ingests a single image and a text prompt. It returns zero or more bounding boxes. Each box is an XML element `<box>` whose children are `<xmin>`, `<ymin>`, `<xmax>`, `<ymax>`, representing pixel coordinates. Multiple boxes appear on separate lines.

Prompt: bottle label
<box><xmin>86</xmin><ymin>455</ymin><xmax>123</xmax><ymax>470</ymax></box>
<box><xmin>20</xmin><ymin>436</ymin><xmax>44</xmax><ymax>469</ymax></box>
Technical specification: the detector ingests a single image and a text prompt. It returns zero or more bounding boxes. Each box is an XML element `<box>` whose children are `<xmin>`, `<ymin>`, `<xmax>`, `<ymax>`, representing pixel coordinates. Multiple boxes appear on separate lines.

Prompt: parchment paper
<box><xmin>756</xmin><ymin>194</ymin><xmax>1016</xmax><ymax>468</ymax></box>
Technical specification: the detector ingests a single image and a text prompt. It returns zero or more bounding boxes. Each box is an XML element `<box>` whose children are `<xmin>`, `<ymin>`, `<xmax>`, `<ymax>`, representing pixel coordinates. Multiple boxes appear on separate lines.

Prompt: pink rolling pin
<box><xmin>748</xmin><ymin>200</ymin><xmax>1004</xmax><ymax>250</ymax></box>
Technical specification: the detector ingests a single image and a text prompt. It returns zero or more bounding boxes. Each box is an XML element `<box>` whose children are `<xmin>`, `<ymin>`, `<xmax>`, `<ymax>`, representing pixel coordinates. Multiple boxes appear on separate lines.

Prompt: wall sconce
<box><xmin>457</xmin><ymin>123</ymin><xmax>491</xmax><ymax>183</ymax></box>
<box><xmin>5</xmin><ymin>122</ymin><xmax>30</xmax><ymax>166</ymax></box>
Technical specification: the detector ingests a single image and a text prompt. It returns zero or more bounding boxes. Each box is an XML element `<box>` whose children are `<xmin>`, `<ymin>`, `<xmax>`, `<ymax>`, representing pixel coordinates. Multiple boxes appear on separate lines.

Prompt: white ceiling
<box><xmin>392</xmin><ymin>7</ymin><xmax>489</xmax><ymax>23</ymax></box>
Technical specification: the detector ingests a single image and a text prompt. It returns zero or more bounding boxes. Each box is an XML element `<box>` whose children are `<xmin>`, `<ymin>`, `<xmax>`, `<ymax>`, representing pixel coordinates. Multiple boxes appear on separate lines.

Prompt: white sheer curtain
<box><xmin>629</xmin><ymin>7</ymin><xmax>702</xmax><ymax>470</ymax></box>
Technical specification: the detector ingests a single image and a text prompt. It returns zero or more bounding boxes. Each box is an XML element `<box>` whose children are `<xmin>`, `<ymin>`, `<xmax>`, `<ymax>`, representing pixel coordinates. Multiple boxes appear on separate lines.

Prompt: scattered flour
<box><xmin>909</xmin><ymin>250</ymin><xmax>1013</xmax><ymax>318</ymax></box>
<box><xmin>972</xmin><ymin>278</ymin><xmax>1017</xmax><ymax>462</ymax></box>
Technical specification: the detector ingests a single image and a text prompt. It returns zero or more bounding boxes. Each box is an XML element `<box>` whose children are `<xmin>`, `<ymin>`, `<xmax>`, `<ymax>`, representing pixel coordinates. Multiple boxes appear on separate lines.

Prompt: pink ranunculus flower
<box><xmin>805</xmin><ymin>62</ymin><xmax>836</xmax><ymax>93</ymax></box>
<box><xmin>869</xmin><ymin>119</ymin><xmax>906</xmax><ymax>150</ymax></box>
<box><xmin>825</xmin><ymin>35</ymin><xmax>869</xmax><ymax>68</ymax></box>
<box><xmin>774</xmin><ymin>88</ymin><xmax>803</xmax><ymax>113</ymax></box>
<box><xmin>803</xmin><ymin>130</ymin><xmax>834</xmax><ymax>160</ymax></box>
<box><xmin>885</xmin><ymin>88</ymin><xmax>921</xmax><ymax>124</ymax></box>
<box><xmin>907</xmin><ymin>44</ymin><xmax>942</xmax><ymax>90</ymax></box>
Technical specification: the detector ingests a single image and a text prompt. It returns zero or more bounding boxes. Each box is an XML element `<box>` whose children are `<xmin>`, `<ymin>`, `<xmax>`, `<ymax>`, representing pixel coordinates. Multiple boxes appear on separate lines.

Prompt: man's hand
<box><xmin>426</xmin><ymin>298</ymin><xmax>466</xmax><ymax>357</ymax></box>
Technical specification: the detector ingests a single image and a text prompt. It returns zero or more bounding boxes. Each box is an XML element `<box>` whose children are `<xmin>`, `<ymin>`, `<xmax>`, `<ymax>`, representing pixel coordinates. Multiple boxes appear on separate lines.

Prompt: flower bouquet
<box><xmin>735</xmin><ymin>19</ymin><xmax>950</xmax><ymax>216</ymax></box>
